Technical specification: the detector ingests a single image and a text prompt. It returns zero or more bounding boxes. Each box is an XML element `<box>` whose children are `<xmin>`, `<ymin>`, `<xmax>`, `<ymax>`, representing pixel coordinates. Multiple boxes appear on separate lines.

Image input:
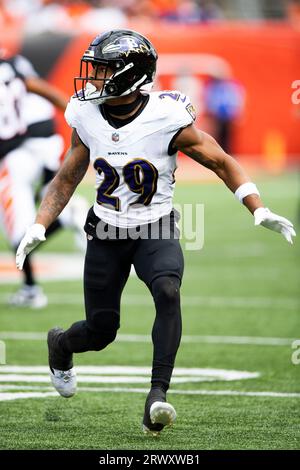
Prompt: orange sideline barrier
<box><xmin>2</xmin><ymin>22</ymin><xmax>300</xmax><ymax>164</ymax></box>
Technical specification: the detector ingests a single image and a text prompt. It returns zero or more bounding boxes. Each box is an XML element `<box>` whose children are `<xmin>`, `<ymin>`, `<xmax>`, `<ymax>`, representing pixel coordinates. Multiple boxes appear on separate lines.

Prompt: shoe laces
<box><xmin>58</xmin><ymin>370</ymin><xmax>73</xmax><ymax>382</ymax></box>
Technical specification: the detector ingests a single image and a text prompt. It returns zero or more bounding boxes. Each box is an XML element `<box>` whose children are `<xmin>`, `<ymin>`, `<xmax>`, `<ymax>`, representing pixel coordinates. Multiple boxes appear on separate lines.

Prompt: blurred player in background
<box><xmin>15</xmin><ymin>30</ymin><xmax>296</xmax><ymax>434</ymax></box>
<box><xmin>204</xmin><ymin>72</ymin><xmax>244</xmax><ymax>153</ymax></box>
<box><xmin>0</xmin><ymin>54</ymin><xmax>88</xmax><ymax>308</ymax></box>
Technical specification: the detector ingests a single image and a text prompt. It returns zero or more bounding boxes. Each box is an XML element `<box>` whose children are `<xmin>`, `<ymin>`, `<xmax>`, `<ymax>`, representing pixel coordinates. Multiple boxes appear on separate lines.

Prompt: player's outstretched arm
<box><xmin>175</xmin><ymin>124</ymin><xmax>296</xmax><ymax>244</ymax></box>
<box><xmin>25</xmin><ymin>76</ymin><xmax>69</xmax><ymax>111</ymax></box>
<box><xmin>16</xmin><ymin>129</ymin><xmax>90</xmax><ymax>270</ymax></box>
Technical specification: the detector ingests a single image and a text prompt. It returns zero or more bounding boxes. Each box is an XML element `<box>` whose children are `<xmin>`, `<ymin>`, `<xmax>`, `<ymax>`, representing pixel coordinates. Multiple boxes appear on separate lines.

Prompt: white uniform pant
<box><xmin>0</xmin><ymin>134</ymin><xmax>63</xmax><ymax>246</ymax></box>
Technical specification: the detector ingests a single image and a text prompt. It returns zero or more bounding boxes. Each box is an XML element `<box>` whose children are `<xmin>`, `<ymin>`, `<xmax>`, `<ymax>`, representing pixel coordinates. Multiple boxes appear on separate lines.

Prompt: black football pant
<box><xmin>60</xmin><ymin>211</ymin><xmax>184</xmax><ymax>391</ymax></box>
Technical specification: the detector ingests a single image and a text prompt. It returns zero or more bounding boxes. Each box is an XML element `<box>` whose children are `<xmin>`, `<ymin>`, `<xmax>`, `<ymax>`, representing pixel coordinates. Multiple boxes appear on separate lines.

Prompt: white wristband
<box><xmin>234</xmin><ymin>182</ymin><xmax>260</xmax><ymax>203</ymax></box>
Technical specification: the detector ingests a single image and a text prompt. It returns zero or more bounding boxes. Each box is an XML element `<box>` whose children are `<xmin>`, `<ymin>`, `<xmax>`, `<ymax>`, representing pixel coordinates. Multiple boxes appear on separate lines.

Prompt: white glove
<box><xmin>254</xmin><ymin>207</ymin><xmax>296</xmax><ymax>244</ymax></box>
<box><xmin>16</xmin><ymin>224</ymin><xmax>46</xmax><ymax>270</ymax></box>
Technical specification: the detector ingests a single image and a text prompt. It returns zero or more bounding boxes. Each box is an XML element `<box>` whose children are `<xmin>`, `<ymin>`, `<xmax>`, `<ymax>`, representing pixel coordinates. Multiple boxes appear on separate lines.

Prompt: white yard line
<box><xmin>0</xmin><ymin>386</ymin><xmax>299</xmax><ymax>401</ymax></box>
<box><xmin>0</xmin><ymin>365</ymin><xmax>260</xmax><ymax>382</ymax></box>
<box><xmin>0</xmin><ymin>392</ymin><xmax>57</xmax><ymax>401</ymax></box>
<box><xmin>0</xmin><ymin>366</ymin><xmax>259</xmax><ymax>383</ymax></box>
<box><xmin>79</xmin><ymin>387</ymin><xmax>300</xmax><ymax>399</ymax></box>
<box><xmin>0</xmin><ymin>366</ymin><xmax>298</xmax><ymax>401</ymax></box>
<box><xmin>0</xmin><ymin>375</ymin><xmax>257</xmax><ymax>384</ymax></box>
<box><xmin>0</xmin><ymin>292</ymin><xmax>298</xmax><ymax>309</ymax></box>
<box><xmin>0</xmin><ymin>331</ymin><xmax>296</xmax><ymax>346</ymax></box>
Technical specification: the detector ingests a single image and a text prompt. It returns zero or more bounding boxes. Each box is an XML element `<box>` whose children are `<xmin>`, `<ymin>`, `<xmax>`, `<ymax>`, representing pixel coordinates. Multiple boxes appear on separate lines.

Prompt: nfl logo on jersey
<box><xmin>112</xmin><ymin>132</ymin><xmax>119</xmax><ymax>142</ymax></box>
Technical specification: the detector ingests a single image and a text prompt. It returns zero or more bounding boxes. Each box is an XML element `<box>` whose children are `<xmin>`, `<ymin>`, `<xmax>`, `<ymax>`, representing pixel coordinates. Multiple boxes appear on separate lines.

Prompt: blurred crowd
<box><xmin>1</xmin><ymin>0</ymin><xmax>299</xmax><ymax>34</ymax></box>
<box><xmin>0</xmin><ymin>0</ymin><xmax>224</xmax><ymax>34</ymax></box>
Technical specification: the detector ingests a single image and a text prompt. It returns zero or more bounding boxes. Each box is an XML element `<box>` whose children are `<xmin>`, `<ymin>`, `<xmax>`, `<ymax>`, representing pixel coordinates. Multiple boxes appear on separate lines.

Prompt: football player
<box><xmin>0</xmin><ymin>55</ymin><xmax>87</xmax><ymax>307</ymax></box>
<box><xmin>15</xmin><ymin>30</ymin><xmax>296</xmax><ymax>433</ymax></box>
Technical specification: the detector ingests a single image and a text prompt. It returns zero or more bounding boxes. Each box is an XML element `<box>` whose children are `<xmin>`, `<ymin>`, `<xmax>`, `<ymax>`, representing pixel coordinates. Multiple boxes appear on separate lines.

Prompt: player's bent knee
<box><xmin>151</xmin><ymin>276</ymin><xmax>180</xmax><ymax>306</ymax></box>
<box><xmin>88</xmin><ymin>329</ymin><xmax>117</xmax><ymax>351</ymax></box>
<box><xmin>86</xmin><ymin>308</ymin><xmax>119</xmax><ymax>350</ymax></box>
<box><xmin>88</xmin><ymin>308</ymin><xmax>120</xmax><ymax>331</ymax></box>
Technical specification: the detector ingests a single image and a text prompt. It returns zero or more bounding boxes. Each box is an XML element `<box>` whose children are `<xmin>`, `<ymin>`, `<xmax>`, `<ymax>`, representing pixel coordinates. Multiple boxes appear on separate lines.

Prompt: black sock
<box><xmin>149</xmin><ymin>385</ymin><xmax>166</xmax><ymax>399</ymax></box>
<box><xmin>22</xmin><ymin>254</ymin><xmax>35</xmax><ymax>286</ymax></box>
<box><xmin>150</xmin><ymin>276</ymin><xmax>182</xmax><ymax>391</ymax></box>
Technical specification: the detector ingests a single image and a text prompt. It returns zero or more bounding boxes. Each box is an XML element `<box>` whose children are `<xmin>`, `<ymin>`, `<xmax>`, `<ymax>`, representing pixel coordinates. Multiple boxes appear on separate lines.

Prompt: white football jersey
<box><xmin>65</xmin><ymin>90</ymin><xmax>195</xmax><ymax>228</ymax></box>
<box><xmin>12</xmin><ymin>55</ymin><xmax>55</xmax><ymax>126</ymax></box>
<box><xmin>0</xmin><ymin>60</ymin><xmax>27</xmax><ymax>142</ymax></box>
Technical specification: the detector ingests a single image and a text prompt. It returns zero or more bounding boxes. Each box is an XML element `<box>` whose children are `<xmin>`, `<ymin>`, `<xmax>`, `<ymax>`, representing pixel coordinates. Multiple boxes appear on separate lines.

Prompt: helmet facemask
<box><xmin>74</xmin><ymin>58</ymin><xmax>149</xmax><ymax>105</ymax></box>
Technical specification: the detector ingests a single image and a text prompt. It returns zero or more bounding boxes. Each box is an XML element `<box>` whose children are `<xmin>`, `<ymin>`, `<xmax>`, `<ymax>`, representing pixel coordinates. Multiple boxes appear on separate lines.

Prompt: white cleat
<box><xmin>9</xmin><ymin>285</ymin><xmax>48</xmax><ymax>309</ymax></box>
<box><xmin>50</xmin><ymin>367</ymin><xmax>77</xmax><ymax>398</ymax></box>
<box><xmin>143</xmin><ymin>402</ymin><xmax>177</xmax><ymax>435</ymax></box>
<box><xmin>150</xmin><ymin>402</ymin><xmax>177</xmax><ymax>426</ymax></box>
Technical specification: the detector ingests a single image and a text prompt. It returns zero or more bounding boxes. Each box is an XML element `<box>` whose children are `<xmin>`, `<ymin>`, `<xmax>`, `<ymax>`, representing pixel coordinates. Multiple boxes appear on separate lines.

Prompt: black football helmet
<box><xmin>74</xmin><ymin>29</ymin><xmax>157</xmax><ymax>104</ymax></box>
